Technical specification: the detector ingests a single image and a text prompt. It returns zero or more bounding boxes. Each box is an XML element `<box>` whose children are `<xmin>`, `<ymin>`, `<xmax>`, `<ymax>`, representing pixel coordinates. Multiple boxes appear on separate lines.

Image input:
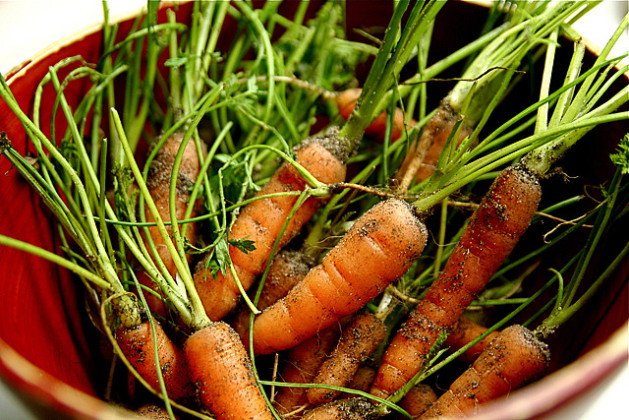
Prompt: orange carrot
<box><xmin>334</xmin><ymin>88</ymin><xmax>415</xmax><ymax>143</ymax></box>
<box><xmin>301</xmin><ymin>397</ymin><xmax>378</xmax><ymax>420</ymax></box>
<box><xmin>307</xmin><ymin>311</ymin><xmax>387</xmax><ymax>405</ymax></box>
<box><xmin>138</xmin><ymin>132</ymin><xmax>203</xmax><ymax>316</ymax></box>
<box><xmin>194</xmin><ymin>138</ymin><xmax>346</xmax><ymax>321</ymax></box>
<box><xmin>444</xmin><ymin>316</ymin><xmax>500</xmax><ymax>362</ymax></box>
<box><xmin>273</xmin><ymin>325</ymin><xmax>342</xmax><ymax>417</ymax></box>
<box><xmin>232</xmin><ymin>250</ymin><xmax>311</xmax><ymax>341</ymax></box>
<box><xmin>394</xmin><ymin>102</ymin><xmax>473</xmax><ymax>191</ymax></box>
<box><xmin>419</xmin><ymin>325</ymin><xmax>549</xmax><ymax>418</ymax></box>
<box><xmin>370</xmin><ymin>165</ymin><xmax>542</xmax><ymax>399</ymax></box>
<box><xmin>252</xmin><ymin>198</ymin><xmax>428</xmax><ymax>355</ymax></box>
<box><xmin>342</xmin><ymin>365</ymin><xmax>377</xmax><ymax>398</ymax></box>
<box><xmin>183</xmin><ymin>321</ymin><xmax>273</xmax><ymax>420</ymax></box>
<box><xmin>398</xmin><ymin>384</ymin><xmax>437</xmax><ymax>419</ymax></box>
<box><xmin>116</xmin><ymin>321</ymin><xmax>192</xmax><ymax>402</ymax></box>
<box><xmin>135</xmin><ymin>403</ymin><xmax>179</xmax><ymax>419</ymax></box>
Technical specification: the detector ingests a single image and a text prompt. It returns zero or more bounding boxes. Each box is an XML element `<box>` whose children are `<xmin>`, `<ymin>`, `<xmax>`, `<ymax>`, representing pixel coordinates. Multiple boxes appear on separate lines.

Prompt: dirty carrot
<box><xmin>183</xmin><ymin>322</ymin><xmax>274</xmax><ymax>420</ymax></box>
<box><xmin>307</xmin><ymin>311</ymin><xmax>387</xmax><ymax>405</ymax></box>
<box><xmin>116</xmin><ymin>320</ymin><xmax>192</xmax><ymax>402</ymax></box>
<box><xmin>252</xmin><ymin>198</ymin><xmax>428</xmax><ymax>354</ymax></box>
<box><xmin>444</xmin><ymin>316</ymin><xmax>500</xmax><ymax>362</ymax></box>
<box><xmin>138</xmin><ymin>132</ymin><xmax>203</xmax><ymax>316</ymax></box>
<box><xmin>273</xmin><ymin>325</ymin><xmax>342</xmax><ymax>416</ymax></box>
<box><xmin>343</xmin><ymin>365</ymin><xmax>377</xmax><ymax>398</ymax></box>
<box><xmin>394</xmin><ymin>1</ymin><xmax>589</xmax><ymax>191</ymax></box>
<box><xmin>135</xmin><ymin>403</ymin><xmax>179</xmax><ymax>419</ymax></box>
<box><xmin>394</xmin><ymin>103</ymin><xmax>472</xmax><ymax>188</ymax></box>
<box><xmin>334</xmin><ymin>88</ymin><xmax>415</xmax><ymax>143</ymax></box>
<box><xmin>370</xmin><ymin>165</ymin><xmax>542</xmax><ymax>399</ymax></box>
<box><xmin>419</xmin><ymin>325</ymin><xmax>549</xmax><ymax>418</ymax></box>
<box><xmin>232</xmin><ymin>250</ymin><xmax>312</xmax><ymax>341</ymax></box>
<box><xmin>399</xmin><ymin>384</ymin><xmax>438</xmax><ymax>419</ymax></box>
<box><xmin>193</xmin><ymin>134</ymin><xmax>347</xmax><ymax>321</ymax></box>
<box><xmin>111</xmin><ymin>109</ymin><xmax>275</xmax><ymax>419</ymax></box>
<box><xmin>301</xmin><ymin>397</ymin><xmax>379</xmax><ymax>420</ymax></box>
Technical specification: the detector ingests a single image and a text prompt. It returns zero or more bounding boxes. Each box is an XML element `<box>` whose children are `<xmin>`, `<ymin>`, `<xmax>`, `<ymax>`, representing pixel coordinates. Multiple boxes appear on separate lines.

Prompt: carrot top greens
<box><xmin>0</xmin><ymin>1</ymin><xmax>627</xmax><ymax>419</ymax></box>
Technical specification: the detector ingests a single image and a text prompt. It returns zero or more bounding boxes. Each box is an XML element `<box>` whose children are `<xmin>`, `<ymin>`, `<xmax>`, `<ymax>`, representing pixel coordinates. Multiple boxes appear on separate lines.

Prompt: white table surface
<box><xmin>0</xmin><ymin>1</ymin><xmax>627</xmax><ymax>419</ymax></box>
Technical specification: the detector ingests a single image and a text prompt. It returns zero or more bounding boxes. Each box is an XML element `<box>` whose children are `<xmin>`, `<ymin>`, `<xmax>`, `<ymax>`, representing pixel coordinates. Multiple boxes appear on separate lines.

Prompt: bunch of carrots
<box><xmin>0</xmin><ymin>1</ymin><xmax>628</xmax><ymax>419</ymax></box>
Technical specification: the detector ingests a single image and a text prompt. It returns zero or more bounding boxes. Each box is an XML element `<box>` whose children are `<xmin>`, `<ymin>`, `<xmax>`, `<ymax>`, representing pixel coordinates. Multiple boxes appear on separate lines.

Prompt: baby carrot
<box><xmin>273</xmin><ymin>325</ymin><xmax>342</xmax><ymax>416</ymax></box>
<box><xmin>342</xmin><ymin>365</ymin><xmax>377</xmax><ymax>399</ymax></box>
<box><xmin>394</xmin><ymin>103</ymin><xmax>473</xmax><ymax>188</ymax></box>
<box><xmin>419</xmin><ymin>325</ymin><xmax>549</xmax><ymax>418</ymax></box>
<box><xmin>251</xmin><ymin>198</ymin><xmax>428</xmax><ymax>355</ymax></box>
<box><xmin>307</xmin><ymin>311</ymin><xmax>387</xmax><ymax>405</ymax></box>
<box><xmin>194</xmin><ymin>136</ymin><xmax>347</xmax><ymax>321</ymax></box>
<box><xmin>134</xmin><ymin>403</ymin><xmax>179</xmax><ymax>419</ymax></box>
<box><xmin>371</xmin><ymin>165</ymin><xmax>542</xmax><ymax>399</ymax></box>
<box><xmin>393</xmin><ymin>1</ymin><xmax>586</xmax><ymax>191</ymax></box>
<box><xmin>334</xmin><ymin>88</ymin><xmax>415</xmax><ymax>143</ymax></box>
<box><xmin>231</xmin><ymin>250</ymin><xmax>311</xmax><ymax>341</ymax></box>
<box><xmin>116</xmin><ymin>320</ymin><xmax>192</xmax><ymax>402</ymax></box>
<box><xmin>183</xmin><ymin>321</ymin><xmax>274</xmax><ymax>420</ymax></box>
<box><xmin>399</xmin><ymin>384</ymin><xmax>437</xmax><ymax>419</ymax></box>
<box><xmin>301</xmin><ymin>397</ymin><xmax>378</xmax><ymax>420</ymax></box>
<box><xmin>444</xmin><ymin>316</ymin><xmax>500</xmax><ymax>362</ymax></box>
<box><xmin>138</xmin><ymin>132</ymin><xmax>203</xmax><ymax>316</ymax></box>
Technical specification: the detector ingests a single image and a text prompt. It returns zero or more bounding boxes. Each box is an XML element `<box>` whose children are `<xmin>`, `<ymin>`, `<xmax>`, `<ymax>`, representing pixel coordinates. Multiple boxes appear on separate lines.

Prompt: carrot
<box><xmin>251</xmin><ymin>198</ymin><xmax>428</xmax><ymax>355</ymax></box>
<box><xmin>391</xmin><ymin>1</ymin><xmax>586</xmax><ymax>192</ymax></box>
<box><xmin>444</xmin><ymin>316</ymin><xmax>500</xmax><ymax>362</ymax></box>
<box><xmin>134</xmin><ymin>403</ymin><xmax>179</xmax><ymax>419</ymax></box>
<box><xmin>232</xmin><ymin>250</ymin><xmax>312</xmax><ymax>341</ymax></box>
<box><xmin>398</xmin><ymin>384</ymin><xmax>437</xmax><ymax>419</ymax></box>
<box><xmin>334</xmin><ymin>88</ymin><xmax>415</xmax><ymax>143</ymax></box>
<box><xmin>194</xmin><ymin>138</ymin><xmax>347</xmax><ymax>321</ymax></box>
<box><xmin>183</xmin><ymin>321</ymin><xmax>273</xmax><ymax>420</ymax></box>
<box><xmin>301</xmin><ymin>397</ymin><xmax>378</xmax><ymax>420</ymax></box>
<box><xmin>116</xmin><ymin>320</ymin><xmax>192</xmax><ymax>402</ymax></box>
<box><xmin>394</xmin><ymin>103</ymin><xmax>473</xmax><ymax>189</ymax></box>
<box><xmin>345</xmin><ymin>365</ymin><xmax>377</xmax><ymax>396</ymax></box>
<box><xmin>273</xmin><ymin>325</ymin><xmax>342</xmax><ymax>417</ymax></box>
<box><xmin>370</xmin><ymin>165</ymin><xmax>542</xmax><ymax>399</ymax></box>
<box><xmin>307</xmin><ymin>311</ymin><xmax>387</xmax><ymax>405</ymax></box>
<box><xmin>419</xmin><ymin>324</ymin><xmax>549</xmax><ymax>418</ymax></box>
<box><xmin>138</xmin><ymin>132</ymin><xmax>203</xmax><ymax>316</ymax></box>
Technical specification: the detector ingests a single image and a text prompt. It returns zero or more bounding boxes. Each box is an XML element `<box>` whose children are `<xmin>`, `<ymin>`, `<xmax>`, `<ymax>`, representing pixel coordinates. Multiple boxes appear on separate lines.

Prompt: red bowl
<box><xmin>0</xmin><ymin>2</ymin><xmax>627</xmax><ymax>419</ymax></box>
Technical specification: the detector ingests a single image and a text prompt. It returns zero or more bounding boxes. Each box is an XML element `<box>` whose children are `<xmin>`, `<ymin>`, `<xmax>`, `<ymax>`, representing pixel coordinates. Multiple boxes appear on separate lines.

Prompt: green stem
<box><xmin>0</xmin><ymin>235</ymin><xmax>111</xmax><ymax>290</ymax></box>
<box><xmin>111</xmin><ymin>108</ymin><xmax>210</xmax><ymax>330</ymax></box>
<box><xmin>237</xmin><ymin>1</ymin><xmax>276</xmax><ymax>122</ymax></box>
<box><xmin>340</xmin><ymin>1</ymin><xmax>444</xmax><ymax>143</ymax></box>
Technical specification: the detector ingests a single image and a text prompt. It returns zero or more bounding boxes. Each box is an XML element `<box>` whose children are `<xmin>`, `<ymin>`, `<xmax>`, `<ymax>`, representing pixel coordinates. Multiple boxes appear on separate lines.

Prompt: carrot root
<box><xmin>252</xmin><ymin>198</ymin><xmax>428</xmax><ymax>355</ymax></box>
<box><xmin>273</xmin><ymin>325</ymin><xmax>342</xmax><ymax>416</ymax></box>
<box><xmin>116</xmin><ymin>321</ymin><xmax>192</xmax><ymax>402</ymax></box>
<box><xmin>183</xmin><ymin>322</ymin><xmax>273</xmax><ymax>420</ymax></box>
<box><xmin>139</xmin><ymin>132</ymin><xmax>203</xmax><ymax>316</ymax></box>
<box><xmin>444</xmin><ymin>316</ymin><xmax>500</xmax><ymax>362</ymax></box>
<box><xmin>419</xmin><ymin>325</ymin><xmax>549</xmax><ymax>418</ymax></box>
<box><xmin>399</xmin><ymin>383</ymin><xmax>438</xmax><ymax>419</ymax></box>
<box><xmin>232</xmin><ymin>250</ymin><xmax>311</xmax><ymax>341</ymax></box>
<box><xmin>371</xmin><ymin>165</ymin><xmax>542</xmax><ymax>399</ymax></box>
<box><xmin>194</xmin><ymin>139</ymin><xmax>346</xmax><ymax>321</ymax></box>
<box><xmin>335</xmin><ymin>88</ymin><xmax>415</xmax><ymax>143</ymax></box>
<box><xmin>394</xmin><ymin>102</ymin><xmax>472</xmax><ymax>190</ymax></box>
<box><xmin>301</xmin><ymin>397</ymin><xmax>378</xmax><ymax>420</ymax></box>
<box><xmin>306</xmin><ymin>311</ymin><xmax>387</xmax><ymax>405</ymax></box>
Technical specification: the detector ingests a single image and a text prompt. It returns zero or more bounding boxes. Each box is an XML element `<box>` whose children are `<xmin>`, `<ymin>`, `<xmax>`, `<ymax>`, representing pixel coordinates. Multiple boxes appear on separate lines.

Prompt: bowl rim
<box><xmin>0</xmin><ymin>2</ymin><xmax>627</xmax><ymax>419</ymax></box>
<box><xmin>0</xmin><ymin>338</ymin><xmax>134</xmax><ymax>420</ymax></box>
